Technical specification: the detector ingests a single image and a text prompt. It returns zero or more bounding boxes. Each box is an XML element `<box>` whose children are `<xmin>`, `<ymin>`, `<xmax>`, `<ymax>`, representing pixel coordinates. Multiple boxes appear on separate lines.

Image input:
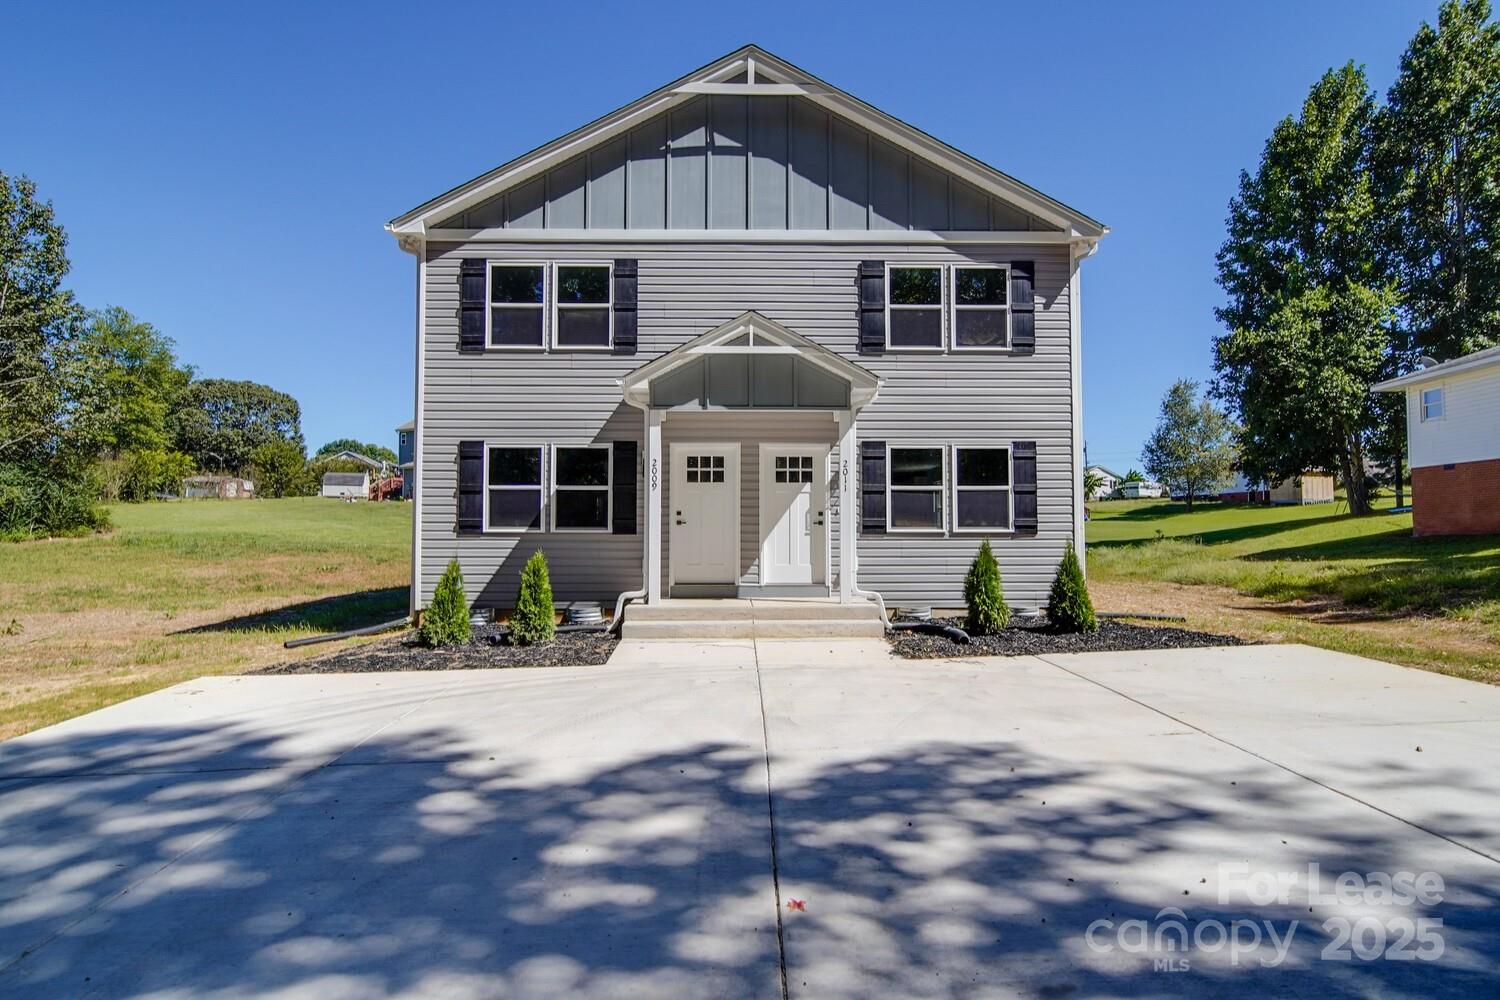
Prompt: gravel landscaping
<box><xmin>889</xmin><ymin>615</ymin><xmax>1244</xmax><ymax>659</ymax></box>
<box><xmin>262</xmin><ymin>624</ymin><xmax>617</xmax><ymax>674</ymax></box>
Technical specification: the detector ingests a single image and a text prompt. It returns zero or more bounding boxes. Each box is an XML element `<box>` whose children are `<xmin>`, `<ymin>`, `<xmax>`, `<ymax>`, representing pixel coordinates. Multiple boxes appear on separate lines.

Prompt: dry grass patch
<box><xmin>0</xmin><ymin>498</ymin><xmax>410</xmax><ymax>738</ymax></box>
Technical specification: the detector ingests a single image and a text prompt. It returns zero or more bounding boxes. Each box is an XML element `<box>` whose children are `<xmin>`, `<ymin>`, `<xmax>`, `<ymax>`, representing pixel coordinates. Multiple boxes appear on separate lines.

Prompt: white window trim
<box><xmin>886</xmin><ymin>443</ymin><xmax>948</xmax><ymax>533</ymax></box>
<box><xmin>550</xmin><ymin>443</ymin><xmax>613</xmax><ymax>532</ymax></box>
<box><xmin>950</xmin><ymin>263</ymin><xmax>1013</xmax><ymax>353</ymax></box>
<box><xmin>485</xmin><ymin>261</ymin><xmax>548</xmax><ymax>352</ymax></box>
<box><xmin>551</xmin><ymin>261</ymin><xmax>614</xmax><ymax>352</ymax></box>
<box><xmin>483</xmin><ymin>444</ymin><xmax>545</xmax><ymax>533</ymax></box>
<box><xmin>951</xmin><ymin>444</ymin><xmax>1015</xmax><ymax>534</ymax></box>
<box><xmin>884</xmin><ymin>263</ymin><xmax>945</xmax><ymax>353</ymax></box>
<box><xmin>1419</xmin><ymin>385</ymin><xmax>1445</xmax><ymax>422</ymax></box>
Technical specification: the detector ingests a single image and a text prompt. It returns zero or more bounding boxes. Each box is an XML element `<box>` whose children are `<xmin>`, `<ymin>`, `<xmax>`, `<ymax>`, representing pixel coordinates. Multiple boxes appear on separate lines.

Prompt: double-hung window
<box><xmin>486</xmin><ymin>446</ymin><xmax>543</xmax><ymax>530</ymax></box>
<box><xmin>887</xmin><ymin>446</ymin><xmax>945</xmax><ymax>530</ymax></box>
<box><xmin>552</xmin><ymin>444</ymin><xmax>611</xmax><ymax>531</ymax></box>
<box><xmin>1420</xmin><ymin>386</ymin><xmax>1445</xmax><ymax>421</ymax></box>
<box><xmin>886</xmin><ymin>266</ymin><xmax>944</xmax><ymax>350</ymax></box>
<box><xmin>952</xmin><ymin>446</ymin><xmax>1012</xmax><ymax>531</ymax></box>
<box><xmin>489</xmin><ymin>264</ymin><xmax>546</xmax><ymax>348</ymax></box>
<box><xmin>554</xmin><ymin>264</ymin><xmax>612</xmax><ymax>349</ymax></box>
<box><xmin>952</xmin><ymin>265</ymin><xmax>1010</xmax><ymax>349</ymax></box>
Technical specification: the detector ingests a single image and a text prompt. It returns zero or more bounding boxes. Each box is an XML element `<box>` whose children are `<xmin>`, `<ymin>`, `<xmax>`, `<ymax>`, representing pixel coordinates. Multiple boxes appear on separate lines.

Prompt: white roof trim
<box><xmin>1372</xmin><ymin>345</ymin><xmax>1500</xmax><ymax>391</ymax></box>
<box><xmin>619</xmin><ymin>310</ymin><xmax>881</xmax><ymax>410</ymax></box>
<box><xmin>388</xmin><ymin>45</ymin><xmax>1106</xmax><ymax>240</ymax></box>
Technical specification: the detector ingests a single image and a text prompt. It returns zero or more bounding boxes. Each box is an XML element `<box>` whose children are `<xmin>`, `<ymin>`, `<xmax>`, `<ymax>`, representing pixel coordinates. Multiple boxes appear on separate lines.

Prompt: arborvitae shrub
<box><xmin>421</xmin><ymin>559</ymin><xmax>471</xmax><ymax>647</ymax></box>
<box><xmin>963</xmin><ymin>538</ymin><xmax>1010</xmax><ymax>635</ymax></box>
<box><xmin>1047</xmin><ymin>542</ymin><xmax>1098</xmax><ymax>633</ymax></box>
<box><xmin>510</xmin><ymin>549</ymin><xmax>556</xmax><ymax>645</ymax></box>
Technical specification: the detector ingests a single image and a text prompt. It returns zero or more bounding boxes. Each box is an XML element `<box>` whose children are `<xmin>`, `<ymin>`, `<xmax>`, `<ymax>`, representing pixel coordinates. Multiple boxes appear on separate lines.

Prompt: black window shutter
<box><xmin>457</xmin><ymin>440</ymin><xmax>484</xmax><ymax>533</ymax></box>
<box><xmin>459</xmin><ymin>259</ymin><xmax>486</xmax><ymax>353</ymax></box>
<box><xmin>1010</xmin><ymin>261</ymin><xmax>1035</xmax><ymax>355</ymax></box>
<box><xmin>860</xmin><ymin>440</ymin><xmax>887</xmax><ymax>534</ymax></box>
<box><xmin>1013</xmin><ymin>440</ymin><xmax>1038</xmax><ymax>534</ymax></box>
<box><xmin>611</xmin><ymin>440</ymin><xmax>637</xmax><ymax>534</ymax></box>
<box><xmin>858</xmin><ymin>260</ymin><xmax>885</xmax><ymax>355</ymax></box>
<box><xmin>613</xmin><ymin>259</ymin><xmax>638</xmax><ymax>355</ymax></box>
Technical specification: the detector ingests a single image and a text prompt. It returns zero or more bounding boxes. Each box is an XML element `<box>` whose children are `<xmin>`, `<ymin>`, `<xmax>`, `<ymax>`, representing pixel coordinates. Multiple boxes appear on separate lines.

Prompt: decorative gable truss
<box><xmin>390</xmin><ymin>46</ymin><xmax>1106</xmax><ymax>246</ymax></box>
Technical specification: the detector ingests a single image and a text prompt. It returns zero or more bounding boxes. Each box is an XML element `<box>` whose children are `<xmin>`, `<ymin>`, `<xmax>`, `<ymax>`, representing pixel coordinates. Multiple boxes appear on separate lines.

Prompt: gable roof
<box><xmin>620</xmin><ymin>310</ymin><xmax>880</xmax><ymax>409</ymax></box>
<box><xmin>1372</xmin><ymin>344</ymin><xmax>1500</xmax><ymax>392</ymax></box>
<box><xmin>1086</xmin><ymin>465</ymin><xmax>1123</xmax><ymax>480</ymax></box>
<box><xmin>388</xmin><ymin>45</ymin><xmax>1105</xmax><ymax>244</ymax></box>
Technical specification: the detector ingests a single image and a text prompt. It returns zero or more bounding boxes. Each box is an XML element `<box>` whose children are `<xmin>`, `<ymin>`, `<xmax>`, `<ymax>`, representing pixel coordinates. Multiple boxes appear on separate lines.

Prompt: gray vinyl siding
<box><xmin>418</xmin><ymin>240</ymin><xmax>1075</xmax><ymax>611</ymax></box>
<box><xmin>436</xmin><ymin>97</ymin><xmax>1059</xmax><ymax>234</ymax></box>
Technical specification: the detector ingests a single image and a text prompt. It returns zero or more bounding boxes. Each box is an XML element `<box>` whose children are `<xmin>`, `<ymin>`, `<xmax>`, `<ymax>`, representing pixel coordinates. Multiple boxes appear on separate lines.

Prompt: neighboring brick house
<box><xmin>1374</xmin><ymin>345</ymin><xmax>1500</xmax><ymax>537</ymax></box>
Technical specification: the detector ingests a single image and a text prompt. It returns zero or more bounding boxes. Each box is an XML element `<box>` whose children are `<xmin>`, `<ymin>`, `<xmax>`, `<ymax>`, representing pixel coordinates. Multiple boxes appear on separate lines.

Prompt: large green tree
<box><xmin>1141</xmin><ymin>379</ymin><xmax>1237</xmax><ymax>510</ymax></box>
<box><xmin>1214</xmin><ymin>64</ymin><xmax>1397</xmax><ymax>515</ymax></box>
<box><xmin>77</xmin><ymin>306</ymin><xmax>194</xmax><ymax>456</ymax></box>
<box><xmin>0</xmin><ymin>172</ymin><xmax>86</xmax><ymax>461</ymax></box>
<box><xmin>172</xmin><ymin>378</ymin><xmax>304</xmax><ymax>473</ymax></box>
<box><xmin>1376</xmin><ymin>0</ymin><xmax>1500</xmax><ymax>360</ymax></box>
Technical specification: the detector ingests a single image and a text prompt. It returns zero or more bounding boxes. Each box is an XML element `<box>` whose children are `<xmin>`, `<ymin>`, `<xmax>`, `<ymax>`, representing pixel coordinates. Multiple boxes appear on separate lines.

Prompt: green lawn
<box><xmin>1086</xmin><ymin>498</ymin><xmax>1500</xmax><ymax>681</ymax></box>
<box><xmin>1088</xmin><ymin>498</ymin><xmax>1499</xmax><ymax>631</ymax></box>
<box><xmin>0</xmin><ymin>498</ymin><xmax>412</xmax><ymax>738</ymax></box>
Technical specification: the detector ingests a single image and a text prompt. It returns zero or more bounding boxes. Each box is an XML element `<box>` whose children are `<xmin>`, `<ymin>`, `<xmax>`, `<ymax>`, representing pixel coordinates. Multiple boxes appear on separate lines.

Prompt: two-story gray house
<box><xmin>387</xmin><ymin>46</ymin><xmax>1106</xmax><ymax>630</ymax></box>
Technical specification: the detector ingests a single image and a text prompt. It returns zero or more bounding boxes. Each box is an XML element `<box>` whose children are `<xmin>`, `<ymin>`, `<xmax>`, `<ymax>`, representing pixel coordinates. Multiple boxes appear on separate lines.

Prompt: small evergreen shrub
<box><xmin>420</xmin><ymin>559</ymin><xmax>471</xmax><ymax>647</ymax></box>
<box><xmin>963</xmin><ymin>538</ymin><xmax>1010</xmax><ymax>635</ymax></box>
<box><xmin>510</xmin><ymin>549</ymin><xmax>556</xmax><ymax>645</ymax></box>
<box><xmin>1047</xmin><ymin>542</ymin><xmax>1098</xmax><ymax>633</ymax></box>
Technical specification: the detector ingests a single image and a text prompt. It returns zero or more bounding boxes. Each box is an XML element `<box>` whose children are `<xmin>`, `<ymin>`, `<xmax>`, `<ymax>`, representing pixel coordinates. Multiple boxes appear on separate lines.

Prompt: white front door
<box><xmin>759</xmin><ymin>445</ymin><xmax>828</xmax><ymax>586</ymax></box>
<box><xmin>670</xmin><ymin>444</ymin><xmax>739</xmax><ymax>585</ymax></box>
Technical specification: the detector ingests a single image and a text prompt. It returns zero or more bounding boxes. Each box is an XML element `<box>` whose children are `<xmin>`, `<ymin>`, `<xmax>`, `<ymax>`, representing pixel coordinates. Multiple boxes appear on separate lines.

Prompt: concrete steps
<box><xmin>621</xmin><ymin>598</ymin><xmax>885</xmax><ymax>639</ymax></box>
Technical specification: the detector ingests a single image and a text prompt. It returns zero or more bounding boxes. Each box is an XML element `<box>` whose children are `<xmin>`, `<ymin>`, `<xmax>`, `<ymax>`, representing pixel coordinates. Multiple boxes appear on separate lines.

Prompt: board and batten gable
<box><xmin>435</xmin><ymin>97</ymin><xmax>1059</xmax><ymax>235</ymax></box>
<box><xmin>415</xmin><ymin>239</ymin><xmax>1078</xmax><ymax>610</ymax></box>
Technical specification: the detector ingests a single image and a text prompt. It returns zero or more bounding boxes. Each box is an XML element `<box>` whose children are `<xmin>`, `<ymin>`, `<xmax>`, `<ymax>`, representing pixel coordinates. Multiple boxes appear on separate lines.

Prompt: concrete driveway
<box><xmin>1</xmin><ymin>641</ymin><xmax>1497</xmax><ymax>998</ymax></box>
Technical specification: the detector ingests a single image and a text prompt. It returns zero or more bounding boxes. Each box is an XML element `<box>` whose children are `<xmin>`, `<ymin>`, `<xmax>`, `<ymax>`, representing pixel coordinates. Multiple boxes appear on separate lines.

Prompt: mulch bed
<box><xmin>888</xmin><ymin>615</ymin><xmax>1244</xmax><ymax>659</ymax></box>
<box><xmin>261</xmin><ymin>624</ymin><xmax>617</xmax><ymax>674</ymax></box>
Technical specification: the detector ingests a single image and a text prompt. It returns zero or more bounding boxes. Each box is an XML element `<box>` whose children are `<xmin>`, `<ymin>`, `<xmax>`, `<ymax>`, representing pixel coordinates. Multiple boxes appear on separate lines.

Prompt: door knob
<box><xmin>676</xmin><ymin>519</ymin><xmax>687</xmax><ymax>525</ymax></box>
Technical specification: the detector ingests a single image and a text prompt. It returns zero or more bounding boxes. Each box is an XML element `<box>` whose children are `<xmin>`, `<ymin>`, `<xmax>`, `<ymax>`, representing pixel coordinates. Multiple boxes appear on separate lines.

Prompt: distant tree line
<box><xmin>1214</xmin><ymin>0</ymin><xmax>1500</xmax><ymax>514</ymax></box>
<box><xmin>1</xmin><ymin>172</ymin><xmax>379</xmax><ymax>538</ymax></box>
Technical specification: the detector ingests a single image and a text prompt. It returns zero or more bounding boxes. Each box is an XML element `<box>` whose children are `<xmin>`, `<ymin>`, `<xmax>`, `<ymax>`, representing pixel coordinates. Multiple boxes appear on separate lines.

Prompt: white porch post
<box><xmin>837</xmin><ymin>410</ymin><xmax>856</xmax><ymax>604</ymax></box>
<box><xmin>646</xmin><ymin>408</ymin><xmax>664</xmax><ymax>603</ymax></box>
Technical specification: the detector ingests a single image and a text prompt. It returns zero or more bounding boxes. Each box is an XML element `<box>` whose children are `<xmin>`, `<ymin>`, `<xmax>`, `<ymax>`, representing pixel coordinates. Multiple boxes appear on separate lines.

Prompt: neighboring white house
<box><xmin>321</xmin><ymin>471</ymin><xmax>369</xmax><ymax>499</ymax></box>
<box><xmin>1085</xmin><ymin>465</ymin><xmax>1121</xmax><ymax>500</ymax></box>
<box><xmin>1118</xmin><ymin>480</ymin><xmax>1164</xmax><ymax>499</ymax></box>
<box><xmin>1374</xmin><ymin>345</ymin><xmax>1500</xmax><ymax>536</ymax></box>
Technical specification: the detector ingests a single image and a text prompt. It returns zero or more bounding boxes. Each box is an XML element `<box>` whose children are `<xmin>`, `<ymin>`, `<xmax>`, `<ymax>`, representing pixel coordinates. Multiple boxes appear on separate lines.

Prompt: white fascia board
<box><xmin>1372</xmin><ymin>348</ymin><xmax>1500</xmax><ymax>391</ymax></box>
<box><xmin>420</xmin><ymin>227</ymin><xmax>1085</xmax><ymax>245</ymax></box>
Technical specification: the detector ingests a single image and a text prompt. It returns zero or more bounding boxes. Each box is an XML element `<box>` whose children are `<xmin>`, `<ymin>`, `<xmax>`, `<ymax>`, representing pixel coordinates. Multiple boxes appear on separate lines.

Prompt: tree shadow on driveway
<box><xmin>0</xmin><ymin>724</ymin><xmax>1495</xmax><ymax>998</ymax></box>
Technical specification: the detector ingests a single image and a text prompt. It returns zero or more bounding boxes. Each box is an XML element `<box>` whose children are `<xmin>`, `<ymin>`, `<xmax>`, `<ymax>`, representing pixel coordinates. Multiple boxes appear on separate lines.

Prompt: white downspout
<box><xmin>838</xmin><ymin>408</ymin><xmax>889</xmax><ymax>628</ymax></box>
<box><xmin>609</xmin><ymin>398</ymin><xmax>653</xmax><ymax>632</ymax></box>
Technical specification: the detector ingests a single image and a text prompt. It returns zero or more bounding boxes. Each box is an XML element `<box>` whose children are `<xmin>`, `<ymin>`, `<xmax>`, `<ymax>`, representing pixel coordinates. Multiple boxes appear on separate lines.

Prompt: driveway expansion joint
<box><xmin>1034</xmin><ymin>653</ymin><xmax>1500</xmax><ymax>866</ymax></box>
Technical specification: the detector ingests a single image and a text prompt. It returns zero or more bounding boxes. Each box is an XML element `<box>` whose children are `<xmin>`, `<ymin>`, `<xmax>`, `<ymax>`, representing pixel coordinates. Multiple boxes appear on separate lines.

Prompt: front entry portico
<box><xmin>622</xmin><ymin>311</ymin><xmax>881</xmax><ymax>605</ymax></box>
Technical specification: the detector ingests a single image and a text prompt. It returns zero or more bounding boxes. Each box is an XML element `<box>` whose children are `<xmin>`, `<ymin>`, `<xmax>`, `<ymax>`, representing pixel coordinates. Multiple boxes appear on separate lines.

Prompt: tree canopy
<box><xmin>1376</xmin><ymin>0</ymin><xmax>1500</xmax><ymax>359</ymax></box>
<box><xmin>0</xmin><ymin>172</ymin><xmax>86</xmax><ymax>463</ymax></box>
<box><xmin>172</xmin><ymin>379</ymin><xmax>304</xmax><ymax>474</ymax></box>
<box><xmin>1214</xmin><ymin>63</ymin><xmax>1396</xmax><ymax>514</ymax></box>
<box><xmin>314</xmin><ymin>438</ymin><xmax>397</xmax><ymax>465</ymax></box>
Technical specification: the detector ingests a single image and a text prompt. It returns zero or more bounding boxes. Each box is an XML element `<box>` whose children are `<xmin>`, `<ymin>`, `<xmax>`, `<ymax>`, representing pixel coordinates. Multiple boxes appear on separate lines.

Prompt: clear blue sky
<box><xmin>5</xmin><ymin>1</ymin><xmax>1439</xmax><ymax>467</ymax></box>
